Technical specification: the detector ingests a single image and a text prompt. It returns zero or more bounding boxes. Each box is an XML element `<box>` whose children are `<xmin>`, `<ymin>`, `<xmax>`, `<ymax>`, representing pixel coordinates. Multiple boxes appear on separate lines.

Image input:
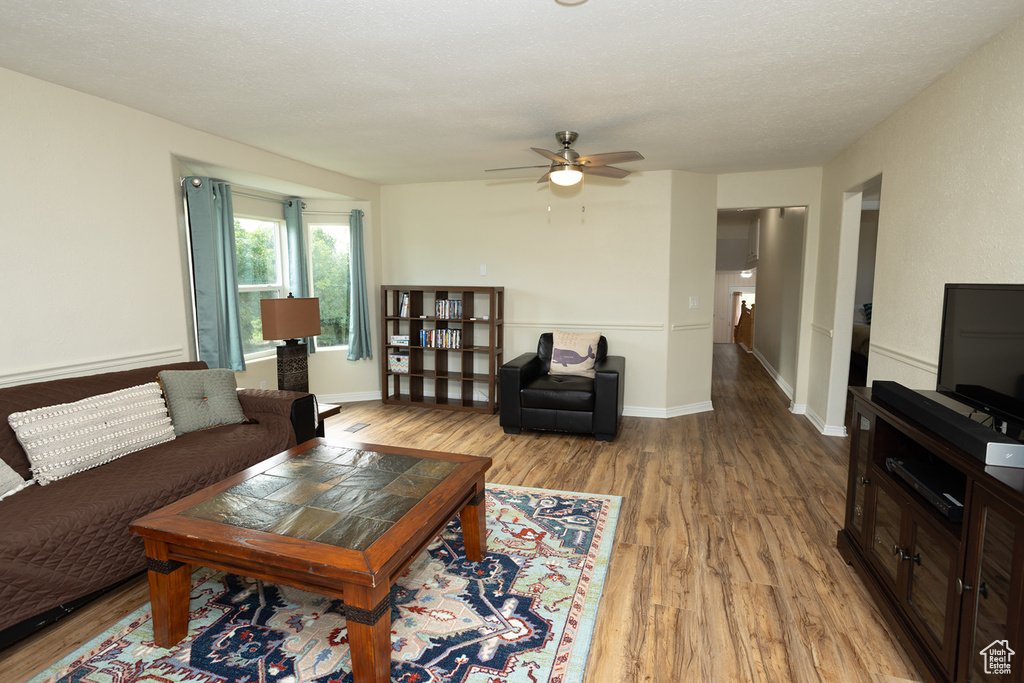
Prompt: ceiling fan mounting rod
<box><xmin>555</xmin><ymin>132</ymin><xmax>581</xmax><ymax>166</ymax></box>
<box><xmin>556</xmin><ymin>130</ymin><xmax>579</xmax><ymax>148</ymax></box>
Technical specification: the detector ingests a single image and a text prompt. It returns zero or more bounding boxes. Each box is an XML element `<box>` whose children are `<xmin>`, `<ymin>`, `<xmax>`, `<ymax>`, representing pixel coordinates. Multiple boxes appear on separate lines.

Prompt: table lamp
<box><xmin>260</xmin><ymin>294</ymin><xmax>321</xmax><ymax>392</ymax></box>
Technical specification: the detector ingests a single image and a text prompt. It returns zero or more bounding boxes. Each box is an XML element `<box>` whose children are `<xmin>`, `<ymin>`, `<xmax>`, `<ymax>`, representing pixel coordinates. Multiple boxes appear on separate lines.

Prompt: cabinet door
<box><xmin>846</xmin><ymin>409</ymin><xmax>874</xmax><ymax>547</ymax></box>
<box><xmin>904</xmin><ymin>511</ymin><xmax>960</xmax><ymax>676</ymax></box>
<box><xmin>959</xmin><ymin>486</ymin><xmax>1024</xmax><ymax>682</ymax></box>
<box><xmin>868</xmin><ymin>478</ymin><xmax>907</xmax><ymax>595</ymax></box>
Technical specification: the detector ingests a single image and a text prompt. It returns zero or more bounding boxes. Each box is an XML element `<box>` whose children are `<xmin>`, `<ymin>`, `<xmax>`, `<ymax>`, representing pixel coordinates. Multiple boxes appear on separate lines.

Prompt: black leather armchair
<box><xmin>500</xmin><ymin>333</ymin><xmax>625</xmax><ymax>441</ymax></box>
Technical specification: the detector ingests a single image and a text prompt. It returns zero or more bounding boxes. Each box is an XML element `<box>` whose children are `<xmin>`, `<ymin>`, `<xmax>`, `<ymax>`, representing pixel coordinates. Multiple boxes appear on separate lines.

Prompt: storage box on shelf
<box><xmin>839</xmin><ymin>386</ymin><xmax>1024</xmax><ymax>683</ymax></box>
<box><xmin>380</xmin><ymin>286</ymin><xmax>504</xmax><ymax>413</ymax></box>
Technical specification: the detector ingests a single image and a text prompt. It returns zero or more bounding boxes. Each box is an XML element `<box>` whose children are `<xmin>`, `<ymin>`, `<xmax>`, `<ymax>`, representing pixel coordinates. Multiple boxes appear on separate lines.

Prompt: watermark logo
<box><xmin>980</xmin><ymin>639</ymin><xmax>1015</xmax><ymax>676</ymax></box>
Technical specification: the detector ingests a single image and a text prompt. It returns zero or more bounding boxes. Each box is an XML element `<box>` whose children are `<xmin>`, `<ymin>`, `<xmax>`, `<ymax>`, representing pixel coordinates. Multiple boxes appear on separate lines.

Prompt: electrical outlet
<box><xmin>480</xmin><ymin>264</ymin><xmax>487</xmax><ymax>276</ymax></box>
<box><xmin>689</xmin><ymin>296</ymin><xmax>699</xmax><ymax>309</ymax></box>
<box><xmin>259</xmin><ymin>381</ymin><xmax>267</xmax><ymax>389</ymax></box>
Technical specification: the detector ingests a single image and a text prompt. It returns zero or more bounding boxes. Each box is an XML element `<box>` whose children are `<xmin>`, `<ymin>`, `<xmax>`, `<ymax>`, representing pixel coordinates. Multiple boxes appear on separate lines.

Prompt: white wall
<box><xmin>0</xmin><ymin>67</ymin><xmax>382</xmax><ymax>400</ymax></box>
<box><xmin>666</xmin><ymin>171</ymin><xmax>719</xmax><ymax>415</ymax></box>
<box><xmin>750</xmin><ymin>207</ymin><xmax>806</xmax><ymax>399</ymax></box>
<box><xmin>380</xmin><ymin>172</ymin><xmax>699</xmax><ymax>414</ymax></box>
<box><xmin>811</xmin><ymin>17</ymin><xmax>1024</xmax><ymax>431</ymax></box>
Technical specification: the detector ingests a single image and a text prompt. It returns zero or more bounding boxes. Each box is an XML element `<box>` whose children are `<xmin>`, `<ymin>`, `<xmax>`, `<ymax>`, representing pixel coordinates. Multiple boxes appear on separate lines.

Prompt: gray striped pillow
<box><xmin>7</xmin><ymin>382</ymin><xmax>175</xmax><ymax>485</ymax></box>
<box><xmin>0</xmin><ymin>459</ymin><xmax>31</xmax><ymax>501</ymax></box>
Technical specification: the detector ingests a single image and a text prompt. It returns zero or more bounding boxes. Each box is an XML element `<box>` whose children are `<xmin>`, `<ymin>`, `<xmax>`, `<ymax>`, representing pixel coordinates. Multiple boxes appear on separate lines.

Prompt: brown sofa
<box><xmin>0</xmin><ymin>361</ymin><xmax>316</xmax><ymax>646</ymax></box>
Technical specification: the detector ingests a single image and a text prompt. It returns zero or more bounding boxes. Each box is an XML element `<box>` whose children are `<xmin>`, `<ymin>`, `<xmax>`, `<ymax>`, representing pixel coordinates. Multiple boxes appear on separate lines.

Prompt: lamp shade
<box><xmin>549</xmin><ymin>164</ymin><xmax>583</xmax><ymax>186</ymax></box>
<box><xmin>260</xmin><ymin>297</ymin><xmax>322</xmax><ymax>340</ymax></box>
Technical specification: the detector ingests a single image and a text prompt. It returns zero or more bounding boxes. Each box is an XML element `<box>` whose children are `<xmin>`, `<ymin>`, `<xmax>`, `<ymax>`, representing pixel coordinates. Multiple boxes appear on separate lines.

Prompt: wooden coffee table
<box><xmin>130</xmin><ymin>439</ymin><xmax>491</xmax><ymax>683</ymax></box>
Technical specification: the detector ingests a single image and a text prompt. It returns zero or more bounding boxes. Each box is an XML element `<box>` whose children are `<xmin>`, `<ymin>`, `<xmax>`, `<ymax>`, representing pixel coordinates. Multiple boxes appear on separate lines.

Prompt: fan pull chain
<box><xmin>581</xmin><ymin>174</ymin><xmax>586</xmax><ymax>213</ymax></box>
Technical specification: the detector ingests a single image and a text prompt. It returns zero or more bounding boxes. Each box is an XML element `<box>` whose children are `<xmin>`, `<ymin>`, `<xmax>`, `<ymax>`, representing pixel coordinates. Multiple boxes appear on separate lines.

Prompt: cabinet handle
<box><xmin>979</xmin><ymin>581</ymin><xmax>988</xmax><ymax>599</ymax></box>
<box><xmin>956</xmin><ymin>578</ymin><xmax>973</xmax><ymax>595</ymax></box>
<box><xmin>859</xmin><ymin>476</ymin><xmax>870</xmax><ymax>486</ymax></box>
<box><xmin>892</xmin><ymin>546</ymin><xmax>910</xmax><ymax>561</ymax></box>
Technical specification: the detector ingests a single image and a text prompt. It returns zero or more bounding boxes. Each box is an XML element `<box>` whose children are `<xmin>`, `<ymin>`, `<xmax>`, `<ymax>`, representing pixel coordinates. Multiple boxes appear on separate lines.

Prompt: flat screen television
<box><xmin>937</xmin><ymin>283</ymin><xmax>1024</xmax><ymax>434</ymax></box>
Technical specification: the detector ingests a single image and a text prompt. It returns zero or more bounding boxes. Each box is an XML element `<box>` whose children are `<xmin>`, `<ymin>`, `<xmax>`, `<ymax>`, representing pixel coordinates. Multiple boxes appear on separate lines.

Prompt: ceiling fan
<box><xmin>486</xmin><ymin>131</ymin><xmax>644</xmax><ymax>186</ymax></box>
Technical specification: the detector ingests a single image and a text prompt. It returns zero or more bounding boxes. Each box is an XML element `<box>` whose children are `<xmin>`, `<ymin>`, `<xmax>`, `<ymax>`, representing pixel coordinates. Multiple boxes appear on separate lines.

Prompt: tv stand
<box><xmin>839</xmin><ymin>386</ymin><xmax>1024</xmax><ymax>682</ymax></box>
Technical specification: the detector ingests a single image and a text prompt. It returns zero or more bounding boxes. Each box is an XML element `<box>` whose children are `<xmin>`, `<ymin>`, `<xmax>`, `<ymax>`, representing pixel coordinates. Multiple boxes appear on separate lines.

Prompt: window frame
<box><xmin>235</xmin><ymin>214</ymin><xmax>289</xmax><ymax>361</ymax></box>
<box><xmin>307</xmin><ymin>220</ymin><xmax>351</xmax><ymax>352</ymax></box>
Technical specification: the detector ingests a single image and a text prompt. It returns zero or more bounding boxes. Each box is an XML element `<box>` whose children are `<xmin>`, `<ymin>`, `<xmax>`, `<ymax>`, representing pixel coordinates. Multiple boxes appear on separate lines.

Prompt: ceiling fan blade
<box><xmin>485</xmin><ymin>164</ymin><xmax>551</xmax><ymax>172</ymax></box>
<box><xmin>582</xmin><ymin>165</ymin><xmax>630</xmax><ymax>179</ymax></box>
<box><xmin>577</xmin><ymin>151</ymin><xmax>644</xmax><ymax>167</ymax></box>
<box><xmin>537</xmin><ymin>171</ymin><xmax>551</xmax><ymax>184</ymax></box>
<box><xmin>531</xmin><ymin>147</ymin><xmax>567</xmax><ymax>164</ymax></box>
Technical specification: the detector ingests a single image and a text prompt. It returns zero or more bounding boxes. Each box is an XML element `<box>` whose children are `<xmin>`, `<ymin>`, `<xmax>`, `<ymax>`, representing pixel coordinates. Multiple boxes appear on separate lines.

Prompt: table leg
<box><xmin>143</xmin><ymin>539</ymin><xmax>192</xmax><ymax>648</ymax></box>
<box><xmin>460</xmin><ymin>479</ymin><xmax>488</xmax><ymax>562</ymax></box>
<box><xmin>344</xmin><ymin>584</ymin><xmax>392</xmax><ymax>683</ymax></box>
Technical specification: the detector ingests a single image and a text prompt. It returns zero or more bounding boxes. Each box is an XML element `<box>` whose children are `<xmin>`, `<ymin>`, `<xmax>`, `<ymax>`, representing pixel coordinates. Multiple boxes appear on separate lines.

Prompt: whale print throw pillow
<box><xmin>549</xmin><ymin>329</ymin><xmax>601</xmax><ymax>378</ymax></box>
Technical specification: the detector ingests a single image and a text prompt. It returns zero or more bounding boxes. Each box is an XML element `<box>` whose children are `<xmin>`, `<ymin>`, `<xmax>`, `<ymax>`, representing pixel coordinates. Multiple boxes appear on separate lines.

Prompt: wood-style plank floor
<box><xmin>0</xmin><ymin>344</ymin><xmax>923</xmax><ymax>682</ymax></box>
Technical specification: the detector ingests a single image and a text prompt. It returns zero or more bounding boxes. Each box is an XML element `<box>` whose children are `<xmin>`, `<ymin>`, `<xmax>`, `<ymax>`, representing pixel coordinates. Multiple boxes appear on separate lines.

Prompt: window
<box><xmin>233</xmin><ymin>215</ymin><xmax>351</xmax><ymax>358</ymax></box>
<box><xmin>234</xmin><ymin>217</ymin><xmax>287</xmax><ymax>356</ymax></box>
<box><xmin>309</xmin><ymin>223</ymin><xmax>351</xmax><ymax>349</ymax></box>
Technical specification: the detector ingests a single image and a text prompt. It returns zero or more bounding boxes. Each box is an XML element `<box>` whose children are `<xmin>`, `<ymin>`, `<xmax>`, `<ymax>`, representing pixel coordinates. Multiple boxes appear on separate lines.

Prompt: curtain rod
<box><xmin>232</xmin><ymin>191</ymin><xmax>288</xmax><ymax>205</ymax></box>
<box><xmin>182</xmin><ymin>178</ymin><xmax>355</xmax><ymax>215</ymax></box>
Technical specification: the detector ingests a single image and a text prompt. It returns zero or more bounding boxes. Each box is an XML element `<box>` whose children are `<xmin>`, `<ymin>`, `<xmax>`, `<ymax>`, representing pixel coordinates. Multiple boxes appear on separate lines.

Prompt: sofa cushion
<box><xmin>7</xmin><ymin>383</ymin><xmax>175</xmax><ymax>486</ymax></box>
<box><xmin>158</xmin><ymin>369</ymin><xmax>246</xmax><ymax>436</ymax></box>
<box><xmin>548</xmin><ymin>330</ymin><xmax>602</xmax><ymax>378</ymax></box>
<box><xmin>521</xmin><ymin>374</ymin><xmax>596</xmax><ymax>411</ymax></box>
<box><xmin>0</xmin><ymin>418</ymin><xmax>294</xmax><ymax>632</ymax></box>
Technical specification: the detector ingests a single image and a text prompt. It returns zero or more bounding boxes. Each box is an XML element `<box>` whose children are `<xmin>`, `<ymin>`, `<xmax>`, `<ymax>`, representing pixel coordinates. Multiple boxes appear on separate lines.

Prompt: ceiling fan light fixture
<box><xmin>549</xmin><ymin>165</ymin><xmax>583</xmax><ymax>186</ymax></box>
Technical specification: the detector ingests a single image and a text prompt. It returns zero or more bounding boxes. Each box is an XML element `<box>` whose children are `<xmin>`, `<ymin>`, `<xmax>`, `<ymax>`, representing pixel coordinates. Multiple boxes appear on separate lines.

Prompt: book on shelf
<box><xmin>434</xmin><ymin>298</ymin><xmax>463</xmax><ymax>320</ymax></box>
<box><xmin>418</xmin><ymin>328</ymin><xmax>462</xmax><ymax>349</ymax></box>
<box><xmin>398</xmin><ymin>293</ymin><xmax>410</xmax><ymax>317</ymax></box>
<box><xmin>389</xmin><ymin>334</ymin><xmax>409</xmax><ymax>346</ymax></box>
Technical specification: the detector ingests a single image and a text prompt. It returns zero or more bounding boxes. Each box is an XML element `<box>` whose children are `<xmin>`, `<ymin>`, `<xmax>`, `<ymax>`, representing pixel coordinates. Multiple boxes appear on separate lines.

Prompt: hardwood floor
<box><xmin>0</xmin><ymin>344</ymin><xmax>923</xmax><ymax>682</ymax></box>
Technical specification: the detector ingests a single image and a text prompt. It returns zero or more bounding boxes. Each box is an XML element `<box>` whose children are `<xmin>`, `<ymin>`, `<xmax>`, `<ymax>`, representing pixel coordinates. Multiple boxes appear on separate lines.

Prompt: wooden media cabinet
<box><xmin>838</xmin><ymin>386</ymin><xmax>1024</xmax><ymax>682</ymax></box>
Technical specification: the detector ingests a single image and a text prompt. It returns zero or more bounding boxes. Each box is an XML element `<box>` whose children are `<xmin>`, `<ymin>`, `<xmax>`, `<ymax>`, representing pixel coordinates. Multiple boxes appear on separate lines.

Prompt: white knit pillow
<box><xmin>7</xmin><ymin>382</ymin><xmax>175</xmax><ymax>486</ymax></box>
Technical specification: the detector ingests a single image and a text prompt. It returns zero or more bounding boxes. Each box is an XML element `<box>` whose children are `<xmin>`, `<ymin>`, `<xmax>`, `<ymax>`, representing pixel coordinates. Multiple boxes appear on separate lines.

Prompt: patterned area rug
<box><xmin>33</xmin><ymin>484</ymin><xmax>620</xmax><ymax>683</ymax></box>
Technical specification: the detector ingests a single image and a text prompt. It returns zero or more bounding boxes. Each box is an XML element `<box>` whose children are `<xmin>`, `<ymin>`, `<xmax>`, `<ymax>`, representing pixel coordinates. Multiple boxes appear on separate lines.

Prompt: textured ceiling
<box><xmin>2</xmin><ymin>1</ymin><xmax>1023</xmax><ymax>185</ymax></box>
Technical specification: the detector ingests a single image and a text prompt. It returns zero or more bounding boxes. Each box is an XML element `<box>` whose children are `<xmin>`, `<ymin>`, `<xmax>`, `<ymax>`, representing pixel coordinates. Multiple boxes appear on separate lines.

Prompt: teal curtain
<box><xmin>283</xmin><ymin>198</ymin><xmax>315</xmax><ymax>354</ymax></box>
<box><xmin>185</xmin><ymin>177</ymin><xmax>245</xmax><ymax>371</ymax></box>
<box><xmin>347</xmin><ymin>209</ymin><xmax>373</xmax><ymax>360</ymax></box>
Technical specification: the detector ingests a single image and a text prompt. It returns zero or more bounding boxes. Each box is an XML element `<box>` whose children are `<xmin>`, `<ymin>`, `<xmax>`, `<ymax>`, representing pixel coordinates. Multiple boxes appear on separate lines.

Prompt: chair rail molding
<box><xmin>0</xmin><ymin>347</ymin><xmax>187</xmax><ymax>388</ymax></box>
<box><xmin>870</xmin><ymin>342</ymin><xmax>938</xmax><ymax>375</ymax></box>
<box><xmin>506</xmin><ymin>321</ymin><xmax>664</xmax><ymax>332</ymax></box>
<box><xmin>811</xmin><ymin>323</ymin><xmax>833</xmax><ymax>338</ymax></box>
<box><xmin>671</xmin><ymin>321</ymin><xmax>712</xmax><ymax>332</ymax></box>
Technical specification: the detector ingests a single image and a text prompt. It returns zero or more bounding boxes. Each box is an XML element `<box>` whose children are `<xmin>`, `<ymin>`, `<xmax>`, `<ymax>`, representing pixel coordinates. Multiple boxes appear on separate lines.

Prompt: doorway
<box><xmin>827</xmin><ymin>174</ymin><xmax>883</xmax><ymax>433</ymax></box>
<box><xmin>849</xmin><ymin>181</ymin><xmax>880</xmax><ymax>386</ymax></box>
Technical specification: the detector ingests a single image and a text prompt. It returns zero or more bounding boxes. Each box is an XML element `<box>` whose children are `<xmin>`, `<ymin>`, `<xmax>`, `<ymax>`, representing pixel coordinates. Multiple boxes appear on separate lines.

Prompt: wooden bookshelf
<box><xmin>380</xmin><ymin>286</ymin><xmax>504</xmax><ymax>413</ymax></box>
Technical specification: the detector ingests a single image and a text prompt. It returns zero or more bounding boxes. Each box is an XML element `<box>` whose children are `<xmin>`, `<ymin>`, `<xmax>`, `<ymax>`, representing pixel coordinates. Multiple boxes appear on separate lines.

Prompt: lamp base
<box><xmin>277</xmin><ymin>340</ymin><xmax>309</xmax><ymax>393</ymax></box>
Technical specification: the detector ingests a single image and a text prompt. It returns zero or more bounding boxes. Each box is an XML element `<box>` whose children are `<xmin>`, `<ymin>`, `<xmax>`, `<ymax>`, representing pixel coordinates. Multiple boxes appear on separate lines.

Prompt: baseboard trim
<box><xmin>624</xmin><ymin>402</ymin><xmax>714</xmax><ymax>419</ymax></box>
<box><xmin>0</xmin><ymin>347</ymin><xmax>186</xmax><ymax>389</ymax></box>
<box><xmin>751</xmin><ymin>348</ymin><xmax>794</xmax><ymax>400</ymax></box>
<box><xmin>317</xmin><ymin>395</ymin><xmax>712</xmax><ymax>421</ymax></box>
<box><xmin>317</xmin><ymin>391</ymin><xmax>383</xmax><ymax>404</ymax></box>
<box><xmin>805</xmin><ymin>407</ymin><xmax>847</xmax><ymax>437</ymax></box>
<box><xmin>666</xmin><ymin>401</ymin><xmax>715</xmax><ymax>418</ymax></box>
